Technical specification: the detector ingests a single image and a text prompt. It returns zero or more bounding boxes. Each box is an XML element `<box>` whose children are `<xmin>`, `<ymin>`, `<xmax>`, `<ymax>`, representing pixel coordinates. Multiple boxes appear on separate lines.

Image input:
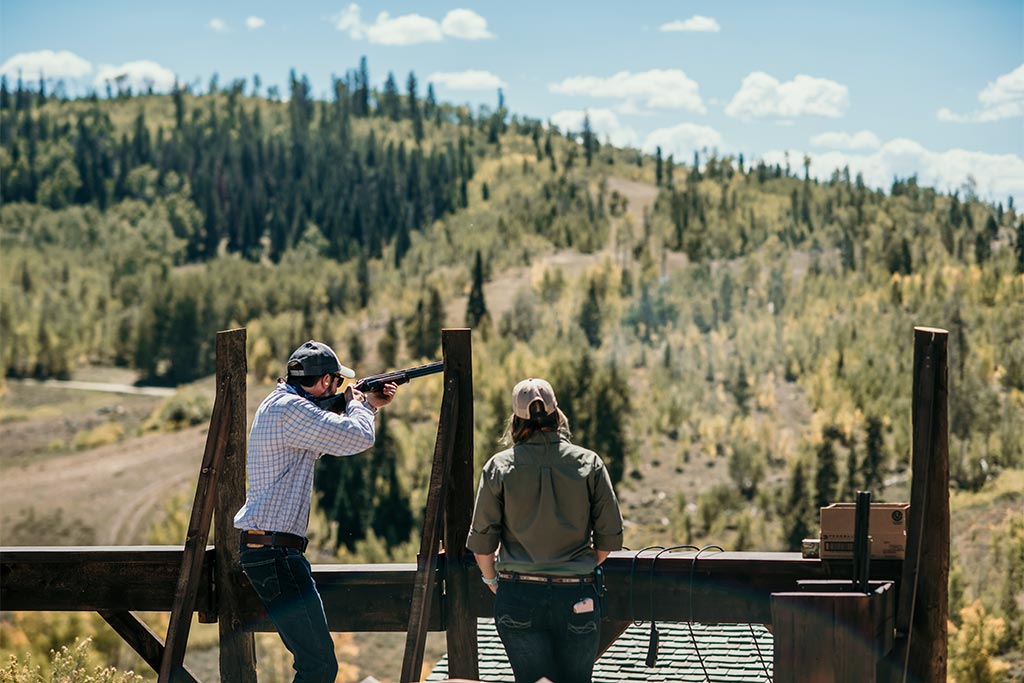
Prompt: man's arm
<box><xmin>595</xmin><ymin>549</ymin><xmax>611</xmax><ymax>565</ymax></box>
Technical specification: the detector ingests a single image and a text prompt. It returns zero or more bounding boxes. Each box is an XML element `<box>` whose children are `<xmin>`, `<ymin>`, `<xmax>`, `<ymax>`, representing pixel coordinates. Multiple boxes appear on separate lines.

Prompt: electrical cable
<box><xmin>645</xmin><ymin>545</ymin><xmax>699</xmax><ymax>666</ymax></box>
<box><xmin>687</xmin><ymin>545</ymin><xmax>724</xmax><ymax>683</ymax></box>
<box><xmin>629</xmin><ymin>546</ymin><xmax>664</xmax><ymax>627</ymax></box>
<box><xmin>747</xmin><ymin>622</ymin><xmax>773</xmax><ymax>683</ymax></box>
<box><xmin>625</xmin><ymin>542</ymin><xmax>773</xmax><ymax>681</ymax></box>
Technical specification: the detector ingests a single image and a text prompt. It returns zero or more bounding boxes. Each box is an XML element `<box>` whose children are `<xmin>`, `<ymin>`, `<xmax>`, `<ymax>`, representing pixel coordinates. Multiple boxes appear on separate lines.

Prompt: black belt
<box><xmin>497</xmin><ymin>571</ymin><xmax>594</xmax><ymax>585</ymax></box>
<box><xmin>241</xmin><ymin>530</ymin><xmax>308</xmax><ymax>552</ymax></box>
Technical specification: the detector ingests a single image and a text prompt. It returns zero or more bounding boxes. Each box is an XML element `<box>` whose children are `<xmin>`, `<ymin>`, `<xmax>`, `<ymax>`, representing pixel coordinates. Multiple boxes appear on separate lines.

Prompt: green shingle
<box><xmin>427</xmin><ymin>619</ymin><xmax>773</xmax><ymax>683</ymax></box>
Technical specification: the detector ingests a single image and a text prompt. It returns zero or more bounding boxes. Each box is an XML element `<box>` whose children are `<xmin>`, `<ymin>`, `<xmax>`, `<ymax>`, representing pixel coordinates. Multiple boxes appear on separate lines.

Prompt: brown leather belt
<box><xmin>497</xmin><ymin>571</ymin><xmax>594</xmax><ymax>585</ymax></box>
<box><xmin>241</xmin><ymin>530</ymin><xmax>308</xmax><ymax>552</ymax></box>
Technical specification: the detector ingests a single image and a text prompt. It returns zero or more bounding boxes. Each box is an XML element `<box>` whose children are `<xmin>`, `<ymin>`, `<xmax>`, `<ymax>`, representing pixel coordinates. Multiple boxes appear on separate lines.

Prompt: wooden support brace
<box><xmin>401</xmin><ymin>366</ymin><xmax>460</xmax><ymax>682</ymax></box>
<box><xmin>159</xmin><ymin>374</ymin><xmax>233</xmax><ymax>683</ymax></box>
<box><xmin>98</xmin><ymin>611</ymin><xmax>200</xmax><ymax>683</ymax></box>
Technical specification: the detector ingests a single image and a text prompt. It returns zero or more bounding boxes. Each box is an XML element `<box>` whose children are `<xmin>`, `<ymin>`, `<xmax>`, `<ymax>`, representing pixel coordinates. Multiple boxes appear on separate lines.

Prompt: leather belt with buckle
<box><xmin>241</xmin><ymin>530</ymin><xmax>308</xmax><ymax>552</ymax></box>
<box><xmin>497</xmin><ymin>571</ymin><xmax>594</xmax><ymax>585</ymax></box>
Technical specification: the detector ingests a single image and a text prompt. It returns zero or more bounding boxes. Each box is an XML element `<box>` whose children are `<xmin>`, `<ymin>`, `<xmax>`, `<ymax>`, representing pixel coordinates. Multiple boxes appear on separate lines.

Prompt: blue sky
<box><xmin>2</xmin><ymin>1</ymin><xmax>1022</xmax><ymax>202</ymax></box>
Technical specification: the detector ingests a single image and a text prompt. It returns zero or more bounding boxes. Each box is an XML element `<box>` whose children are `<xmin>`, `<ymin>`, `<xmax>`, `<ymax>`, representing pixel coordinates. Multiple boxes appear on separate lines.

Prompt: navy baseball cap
<box><xmin>287</xmin><ymin>340</ymin><xmax>355</xmax><ymax>378</ymax></box>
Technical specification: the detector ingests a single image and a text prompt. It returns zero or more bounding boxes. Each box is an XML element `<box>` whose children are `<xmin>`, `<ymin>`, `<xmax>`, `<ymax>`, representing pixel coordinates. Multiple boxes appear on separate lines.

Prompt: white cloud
<box><xmin>726</xmin><ymin>71</ymin><xmax>848</xmax><ymax>120</ymax></box>
<box><xmin>428</xmin><ymin>70</ymin><xmax>506</xmax><ymax>90</ymax></box>
<box><xmin>333</xmin><ymin>4</ymin><xmax>491</xmax><ymax>45</ymax></box>
<box><xmin>549</xmin><ymin>69</ymin><xmax>706</xmax><ymax>113</ymax></box>
<box><xmin>245</xmin><ymin>16</ymin><xmax>266</xmax><ymax>30</ymax></box>
<box><xmin>209</xmin><ymin>18</ymin><xmax>228</xmax><ymax>32</ymax></box>
<box><xmin>810</xmin><ymin>130</ymin><xmax>881</xmax><ymax>151</ymax></box>
<box><xmin>659</xmin><ymin>15</ymin><xmax>721</xmax><ymax>33</ymax></box>
<box><xmin>367</xmin><ymin>12</ymin><xmax>443</xmax><ymax>45</ymax></box>
<box><xmin>762</xmin><ymin>139</ymin><xmax>1024</xmax><ymax>204</ymax></box>
<box><xmin>937</xmin><ymin>63</ymin><xmax>1024</xmax><ymax>123</ymax></box>
<box><xmin>0</xmin><ymin>49</ymin><xmax>92</xmax><ymax>81</ymax></box>
<box><xmin>550</xmin><ymin>109</ymin><xmax>639</xmax><ymax>148</ymax></box>
<box><xmin>642</xmin><ymin>123</ymin><xmax>723</xmax><ymax>158</ymax></box>
<box><xmin>94</xmin><ymin>60</ymin><xmax>177</xmax><ymax>94</ymax></box>
<box><xmin>440</xmin><ymin>9</ymin><xmax>494</xmax><ymax>40</ymax></box>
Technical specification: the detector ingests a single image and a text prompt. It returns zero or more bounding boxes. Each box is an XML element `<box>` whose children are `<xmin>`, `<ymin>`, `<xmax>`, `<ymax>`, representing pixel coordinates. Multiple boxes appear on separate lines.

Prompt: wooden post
<box><xmin>213</xmin><ymin>329</ymin><xmax>257</xmax><ymax>683</ymax></box>
<box><xmin>890</xmin><ymin>327</ymin><xmax>949</xmax><ymax>683</ymax></box>
<box><xmin>441</xmin><ymin>329</ymin><xmax>478</xmax><ymax>681</ymax></box>
<box><xmin>401</xmin><ymin>363</ymin><xmax>460</xmax><ymax>682</ymax></box>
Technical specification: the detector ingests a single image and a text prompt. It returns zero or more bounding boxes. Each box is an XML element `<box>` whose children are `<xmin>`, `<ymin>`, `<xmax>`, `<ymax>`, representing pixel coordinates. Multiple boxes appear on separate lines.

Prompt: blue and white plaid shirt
<box><xmin>233</xmin><ymin>382</ymin><xmax>377</xmax><ymax>537</ymax></box>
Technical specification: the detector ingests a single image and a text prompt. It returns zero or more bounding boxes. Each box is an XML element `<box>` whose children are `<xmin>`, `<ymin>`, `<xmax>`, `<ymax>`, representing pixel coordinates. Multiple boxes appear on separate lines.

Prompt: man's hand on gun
<box><xmin>344</xmin><ymin>381</ymin><xmax>398</xmax><ymax>409</ymax></box>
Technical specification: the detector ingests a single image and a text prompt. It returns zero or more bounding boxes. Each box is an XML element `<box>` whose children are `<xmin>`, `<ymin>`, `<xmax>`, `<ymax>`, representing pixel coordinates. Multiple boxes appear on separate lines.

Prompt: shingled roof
<box><xmin>428</xmin><ymin>619</ymin><xmax>774</xmax><ymax>683</ymax></box>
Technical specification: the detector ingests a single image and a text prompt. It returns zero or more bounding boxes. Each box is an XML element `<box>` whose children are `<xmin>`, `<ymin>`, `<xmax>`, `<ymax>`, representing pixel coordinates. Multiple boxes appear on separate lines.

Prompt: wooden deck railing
<box><xmin>0</xmin><ymin>327</ymin><xmax>949</xmax><ymax>683</ymax></box>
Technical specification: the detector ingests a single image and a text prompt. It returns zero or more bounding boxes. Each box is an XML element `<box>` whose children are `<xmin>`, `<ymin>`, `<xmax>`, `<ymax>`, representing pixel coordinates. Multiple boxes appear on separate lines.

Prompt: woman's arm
<box><xmin>474</xmin><ymin>552</ymin><xmax>499</xmax><ymax>594</ymax></box>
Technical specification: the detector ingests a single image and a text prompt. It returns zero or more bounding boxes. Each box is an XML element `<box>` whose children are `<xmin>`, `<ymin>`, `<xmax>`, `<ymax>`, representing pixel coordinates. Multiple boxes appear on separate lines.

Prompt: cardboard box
<box><xmin>819</xmin><ymin>502</ymin><xmax>908</xmax><ymax>559</ymax></box>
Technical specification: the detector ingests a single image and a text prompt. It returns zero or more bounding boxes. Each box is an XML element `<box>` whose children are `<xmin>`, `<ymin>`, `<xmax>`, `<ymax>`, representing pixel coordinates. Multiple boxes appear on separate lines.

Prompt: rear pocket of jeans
<box><xmin>567</xmin><ymin>608</ymin><xmax>598</xmax><ymax>635</ymax></box>
<box><xmin>241</xmin><ymin>557</ymin><xmax>282</xmax><ymax>602</ymax></box>
<box><xmin>495</xmin><ymin>599</ymin><xmax>532</xmax><ymax>630</ymax></box>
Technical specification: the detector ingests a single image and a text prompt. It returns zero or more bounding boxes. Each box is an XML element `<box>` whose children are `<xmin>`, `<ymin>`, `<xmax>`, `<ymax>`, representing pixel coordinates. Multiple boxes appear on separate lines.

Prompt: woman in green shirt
<box><xmin>468</xmin><ymin>378</ymin><xmax>624</xmax><ymax>683</ymax></box>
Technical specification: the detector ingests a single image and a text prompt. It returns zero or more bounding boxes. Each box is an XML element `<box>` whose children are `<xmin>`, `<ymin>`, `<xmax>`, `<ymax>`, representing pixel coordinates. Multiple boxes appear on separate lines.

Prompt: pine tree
<box><xmin>814</xmin><ymin>426</ymin><xmax>842</xmax><ymax>510</ymax></box>
<box><xmin>1016</xmin><ymin>220</ymin><xmax>1024</xmax><ymax>274</ymax></box>
<box><xmin>407</xmin><ymin>72</ymin><xmax>423</xmax><ymax>143</ymax></box>
<box><xmin>378</xmin><ymin>317</ymin><xmax>400</xmax><ymax>368</ymax></box>
<box><xmin>783</xmin><ymin>461</ymin><xmax>811</xmax><ymax>551</ymax></box>
<box><xmin>578</xmin><ymin>280</ymin><xmax>602</xmax><ymax>348</ymax></box>
<box><xmin>381</xmin><ymin>72</ymin><xmax>400</xmax><ymax>121</ymax></box>
<box><xmin>354</xmin><ymin>56</ymin><xmax>370</xmax><ymax>117</ymax></box>
<box><xmin>582</xmin><ymin>113</ymin><xmax>596</xmax><ymax>167</ymax></box>
<box><xmin>425</xmin><ymin>82</ymin><xmax>437</xmax><ymax>120</ymax></box>
<box><xmin>465</xmin><ymin>251</ymin><xmax>489</xmax><ymax>328</ymax></box>
<box><xmin>861</xmin><ymin>416</ymin><xmax>886</xmax><ymax>493</ymax></box>
<box><xmin>369</xmin><ymin>414</ymin><xmax>414</xmax><ymax>546</ymax></box>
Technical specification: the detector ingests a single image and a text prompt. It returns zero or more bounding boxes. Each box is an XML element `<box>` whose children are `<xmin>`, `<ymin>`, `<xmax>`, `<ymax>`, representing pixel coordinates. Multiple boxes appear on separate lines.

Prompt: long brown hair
<box><xmin>500</xmin><ymin>405</ymin><xmax>572</xmax><ymax>446</ymax></box>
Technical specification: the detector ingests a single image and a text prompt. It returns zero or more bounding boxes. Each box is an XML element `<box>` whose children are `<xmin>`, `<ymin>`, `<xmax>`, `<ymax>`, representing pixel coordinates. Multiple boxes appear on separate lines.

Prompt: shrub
<box><xmin>143</xmin><ymin>389</ymin><xmax>212</xmax><ymax>432</ymax></box>
<box><xmin>0</xmin><ymin>637</ymin><xmax>143</xmax><ymax>683</ymax></box>
<box><xmin>70</xmin><ymin>423</ymin><xmax>125</xmax><ymax>450</ymax></box>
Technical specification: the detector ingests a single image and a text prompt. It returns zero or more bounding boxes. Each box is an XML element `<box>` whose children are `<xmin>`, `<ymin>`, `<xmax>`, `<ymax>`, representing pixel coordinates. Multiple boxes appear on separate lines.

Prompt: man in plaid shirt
<box><xmin>234</xmin><ymin>340</ymin><xmax>398</xmax><ymax>683</ymax></box>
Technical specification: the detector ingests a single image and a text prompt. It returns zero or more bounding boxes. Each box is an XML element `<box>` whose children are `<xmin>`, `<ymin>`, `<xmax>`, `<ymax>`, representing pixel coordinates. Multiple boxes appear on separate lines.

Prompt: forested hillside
<box><xmin>1</xmin><ymin>61</ymin><xmax>1022</xmax><ymax>679</ymax></box>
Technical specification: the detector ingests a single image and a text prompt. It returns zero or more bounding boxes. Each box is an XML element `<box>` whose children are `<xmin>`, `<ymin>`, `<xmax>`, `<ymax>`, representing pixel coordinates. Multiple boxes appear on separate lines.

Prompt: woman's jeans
<box><xmin>239</xmin><ymin>545</ymin><xmax>337</xmax><ymax>683</ymax></box>
<box><xmin>494</xmin><ymin>579</ymin><xmax>602</xmax><ymax>683</ymax></box>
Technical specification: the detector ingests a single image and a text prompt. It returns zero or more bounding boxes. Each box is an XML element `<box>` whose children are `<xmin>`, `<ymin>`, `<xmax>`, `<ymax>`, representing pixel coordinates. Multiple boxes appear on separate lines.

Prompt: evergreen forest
<box><xmin>1</xmin><ymin>61</ymin><xmax>1022</xmax><ymax>680</ymax></box>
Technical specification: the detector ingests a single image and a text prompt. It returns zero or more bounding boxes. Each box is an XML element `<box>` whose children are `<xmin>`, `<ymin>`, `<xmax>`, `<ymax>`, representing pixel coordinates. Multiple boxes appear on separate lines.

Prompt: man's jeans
<box><xmin>494</xmin><ymin>579</ymin><xmax>602</xmax><ymax>683</ymax></box>
<box><xmin>239</xmin><ymin>545</ymin><xmax>337</xmax><ymax>683</ymax></box>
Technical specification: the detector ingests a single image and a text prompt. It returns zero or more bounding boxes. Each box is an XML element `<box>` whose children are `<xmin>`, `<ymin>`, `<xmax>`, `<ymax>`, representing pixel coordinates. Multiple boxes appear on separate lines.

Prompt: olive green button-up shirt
<box><xmin>466</xmin><ymin>431</ymin><xmax>624</xmax><ymax>576</ymax></box>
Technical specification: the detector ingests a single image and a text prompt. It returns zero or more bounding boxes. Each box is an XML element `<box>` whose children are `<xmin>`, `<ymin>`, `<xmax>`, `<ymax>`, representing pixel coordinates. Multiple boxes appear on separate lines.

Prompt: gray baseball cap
<box><xmin>287</xmin><ymin>340</ymin><xmax>355</xmax><ymax>378</ymax></box>
<box><xmin>512</xmin><ymin>378</ymin><xmax>558</xmax><ymax>419</ymax></box>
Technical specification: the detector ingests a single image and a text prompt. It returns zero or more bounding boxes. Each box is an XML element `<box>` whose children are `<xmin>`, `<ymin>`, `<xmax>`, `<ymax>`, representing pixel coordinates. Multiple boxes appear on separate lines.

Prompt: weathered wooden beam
<box><xmin>888</xmin><ymin>327</ymin><xmax>949</xmax><ymax>683</ymax></box>
<box><xmin>465</xmin><ymin>551</ymin><xmax>903</xmax><ymax>625</ymax></box>
<box><xmin>401</xmin><ymin>369</ymin><xmax>460</xmax><ymax>682</ymax></box>
<box><xmin>0</xmin><ymin>547</ymin><xmax>215</xmax><ymax>612</ymax></box>
<box><xmin>771</xmin><ymin>581</ymin><xmax>895</xmax><ymax>683</ymax></box>
<box><xmin>160</xmin><ymin>379</ymin><xmax>232</xmax><ymax>683</ymax></box>
<box><xmin>237</xmin><ymin>563</ymin><xmax>447</xmax><ymax>632</ymax></box>
<box><xmin>212</xmin><ymin>329</ymin><xmax>257</xmax><ymax>683</ymax></box>
<box><xmin>98</xmin><ymin>611</ymin><xmax>200</xmax><ymax>683</ymax></box>
<box><xmin>441</xmin><ymin>329</ymin><xmax>478</xmax><ymax>682</ymax></box>
<box><xmin>1</xmin><ymin>547</ymin><xmax>901</xmax><ymax>627</ymax></box>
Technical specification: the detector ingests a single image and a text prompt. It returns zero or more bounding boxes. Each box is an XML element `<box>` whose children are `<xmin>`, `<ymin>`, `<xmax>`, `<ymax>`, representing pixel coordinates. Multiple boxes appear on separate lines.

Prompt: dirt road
<box><xmin>1</xmin><ymin>424</ymin><xmax>207</xmax><ymax>545</ymax></box>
